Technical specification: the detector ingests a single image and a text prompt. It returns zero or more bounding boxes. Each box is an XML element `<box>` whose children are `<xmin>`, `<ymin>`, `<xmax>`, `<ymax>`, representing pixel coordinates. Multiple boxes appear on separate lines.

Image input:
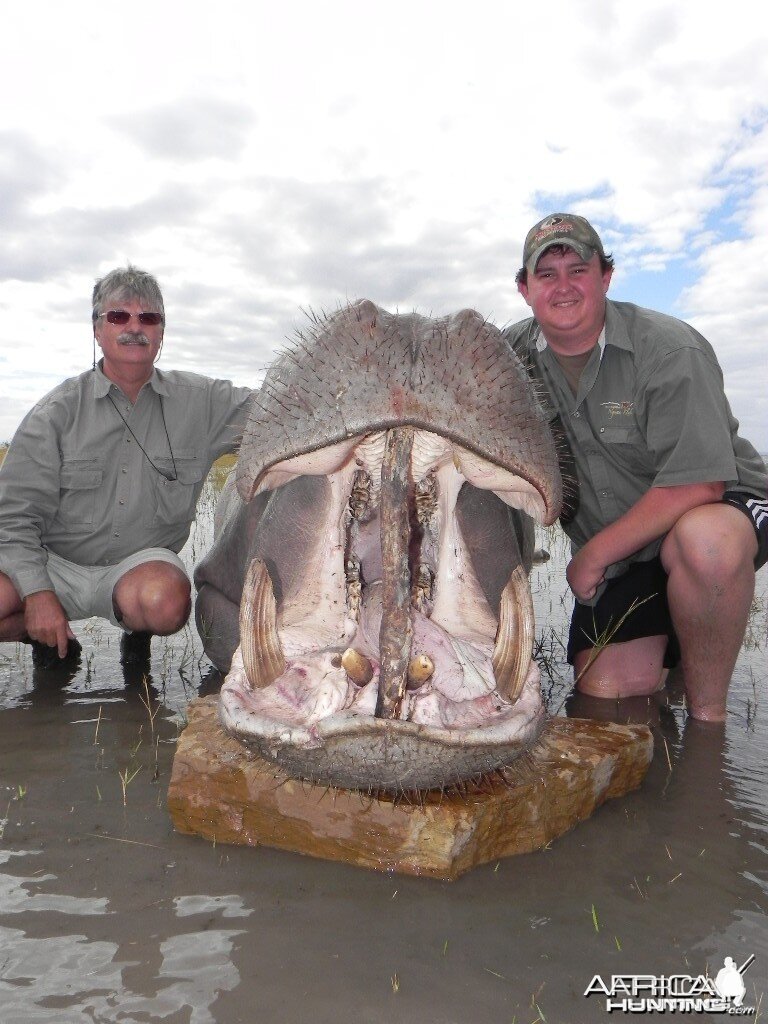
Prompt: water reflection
<box><xmin>0</xmin><ymin>484</ymin><xmax>764</xmax><ymax>1020</ymax></box>
<box><xmin>0</xmin><ymin>920</ymin><xmax>244</xmax><ymax>1023</ymax></box>
<box><xmin>0</xmin><ymin>850</ymin><xmax>109</xmax><ymax>916</ymax></box>
<box><xmin>565</xmin><ymin>687</ymin><xmax>682</xmax><ymax>731</ymax></box>
<box><xmin>0</xmin><ymin>848</ymin><xmax>247</xmax><ymax>1023</ymax></box>
<box><xmin>174</xmin><ymin>894</ymin><xmax>252</xmax><ymax>918</ymax></box>
<box><xmin>198</xmin><ymin>666</ymin><xmax>224</xmax><ymax>699</ymax></box>
<box><xmin>0</xmin><ymin>924</ymin><xmax>128</xmax><ymax>1023</ymax></box>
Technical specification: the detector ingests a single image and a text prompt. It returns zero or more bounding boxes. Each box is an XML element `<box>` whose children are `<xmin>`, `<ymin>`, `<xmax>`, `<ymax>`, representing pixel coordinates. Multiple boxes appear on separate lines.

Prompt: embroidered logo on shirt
<box><xmin>601</xmin><ymin>401</ymin><xmax>634</xmax><ymax>417</ymax></box>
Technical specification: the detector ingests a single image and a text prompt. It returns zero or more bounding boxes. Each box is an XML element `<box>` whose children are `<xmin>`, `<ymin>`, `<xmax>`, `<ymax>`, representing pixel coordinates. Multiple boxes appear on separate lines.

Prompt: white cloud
<box><xmin>112</xmin><ymin>98</ymin><xmax>255</xmax><ymax>161</ymax></box>
<box><xmin>0</xmin><ymin>0</ymin><xmax>766</xmax><ymax>448</ymax></box>
<box><xmin>678</xmin><ymin>130</ymin><xmax>768</xmax><ymax>443</ymax></box>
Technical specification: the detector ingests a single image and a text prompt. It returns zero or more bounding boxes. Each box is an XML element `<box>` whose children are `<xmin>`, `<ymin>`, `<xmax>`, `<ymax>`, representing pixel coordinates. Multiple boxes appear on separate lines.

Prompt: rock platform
<box><xmin>168</xmin><ymin>696</ymin><xmax>653</xmax><ymax>880</ymax></box>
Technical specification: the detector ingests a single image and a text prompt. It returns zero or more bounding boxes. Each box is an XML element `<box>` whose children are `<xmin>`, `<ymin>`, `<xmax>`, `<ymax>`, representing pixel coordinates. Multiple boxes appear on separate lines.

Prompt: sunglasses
<box><xmin>97</xmin><ymin>309</ymin><xmax>164</xmax><ymax>326</ymax></box>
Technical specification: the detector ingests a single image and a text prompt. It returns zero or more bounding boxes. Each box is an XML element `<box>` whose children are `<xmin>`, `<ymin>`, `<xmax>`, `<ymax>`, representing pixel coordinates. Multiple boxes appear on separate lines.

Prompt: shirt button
<box><xmin>121</xmin><ymin>468</ymin><xmax>127</xmax><ymax>474</ymax></box>
<box><xmin>114</xmin><ymin>532</ymin><xmax>120</xmax><ymax>537</ymax></box>
<box><xmin>119</xmin><ymin>500</ymin><xmax>125</xmax><ymax>505</ymax></box>
<box><xmin>573</xmin><ymin>411</ymin><xmax>580</xmax><ymax>418</ymax></box>
<box><xmin>599</xmin><ymin>427</ymin><xmax>605</xmax><ymax>433</ymax></box>
<box><xmin>600</xmin><ymin>490</ymin><xmax>609</xmax><ymax>497</ymax></box>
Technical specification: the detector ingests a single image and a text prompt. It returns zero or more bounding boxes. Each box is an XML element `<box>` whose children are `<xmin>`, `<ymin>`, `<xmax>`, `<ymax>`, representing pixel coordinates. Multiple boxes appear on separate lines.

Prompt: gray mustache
<box><xmin>117</xmin><ymin>333</ymin><xmax>150</xmax><ymax>346</ymax></box>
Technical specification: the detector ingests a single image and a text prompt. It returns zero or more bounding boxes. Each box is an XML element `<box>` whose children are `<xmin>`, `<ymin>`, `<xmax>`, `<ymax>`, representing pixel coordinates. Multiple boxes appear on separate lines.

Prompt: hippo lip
<box><xmin>211</xmin><ymin>301</ymin><xmax>562</xmax><ymax>792</ymax></box>
<box><xmin>220</xmin><ymin>651</ymin><xmax>544</xmax><ymax>792</ymax></box>
<box><xmin>237</xmin><ymin>301</ymin><xmax>562</xmax><ymax>526</ymax></box>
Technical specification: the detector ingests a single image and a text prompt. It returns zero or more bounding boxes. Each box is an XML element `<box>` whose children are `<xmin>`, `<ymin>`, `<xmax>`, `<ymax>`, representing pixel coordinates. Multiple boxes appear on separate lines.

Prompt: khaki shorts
<box><xmin>45</xmin><ymin>548</ymin><xmax>188</xmax><ymax>630</ymax></box>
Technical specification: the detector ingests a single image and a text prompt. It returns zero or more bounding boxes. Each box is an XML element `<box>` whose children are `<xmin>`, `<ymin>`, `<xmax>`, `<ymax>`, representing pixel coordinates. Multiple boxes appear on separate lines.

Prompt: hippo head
<box><xmin>196</xmin><ymin>300</ymin><xmax>562</xmax><ymax>792</ymax></box>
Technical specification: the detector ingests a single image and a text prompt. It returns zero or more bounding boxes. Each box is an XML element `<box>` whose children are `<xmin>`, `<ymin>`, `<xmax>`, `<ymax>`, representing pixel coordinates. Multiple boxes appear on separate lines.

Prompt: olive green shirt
<box><xmin>504</xmin><ymin>300</ymin><xmax>767</xmax><ymax>581</ymax></box>
<box><xmin>0</xmin><ymin>364</ymin><xmax>252</xmax><ymax>599</ymax></box>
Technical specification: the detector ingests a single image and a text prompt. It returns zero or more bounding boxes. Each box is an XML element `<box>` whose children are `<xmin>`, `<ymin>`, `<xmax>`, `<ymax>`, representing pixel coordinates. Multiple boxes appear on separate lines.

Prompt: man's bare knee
<box><xmin>574</xmin><ymin>636</ymin><xmax>667</xmax><ymax>699</ymax></box>
<box><xmin>0</xmin><ymin>573</ymin><xmax>27</xmax><ymax>641</ymax></box>
<box><xmin>0</xmin><ymin>572</ymin><xmax>24</xmax><ymax>619</ymax></box>
<box><xmin>662</xmin><ymin>504</ymin><xmax>757</xmax><ymax>583</ymax></box>
<box><xmin>140</xmin><ymin>578</ymin><xmax>191</xmax><ymax>634</ymax></box>
<box><xmin>114</xmin><ymin>564</ymin><xmax>191</xmax><ymax>635</ymax></box>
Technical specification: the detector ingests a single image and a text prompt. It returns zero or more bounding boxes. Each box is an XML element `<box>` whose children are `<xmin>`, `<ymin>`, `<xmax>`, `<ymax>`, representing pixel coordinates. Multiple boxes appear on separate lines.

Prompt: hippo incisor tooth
<box><xmin>239</xmin><ymin>557</ymin><xmax>286</xmax><ymax>689</ymax></box>
<box><xmin>341</xmin><ymin>648</ymin><xmax>374</xmax><ymax>686</ymax></box>
<box><xmin>406</xmin><ymin>654</ymin><xmax>434</xmax><ymax>689</ymax></box>
<box><xmin>492</xmin><ymin>564</ymin><xmax>535</xmax><ymax>702</ymax></box>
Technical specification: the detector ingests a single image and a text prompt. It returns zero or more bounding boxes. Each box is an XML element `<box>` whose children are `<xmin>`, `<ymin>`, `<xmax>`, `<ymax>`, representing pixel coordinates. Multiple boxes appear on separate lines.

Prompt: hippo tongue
<box><xmin>371</xmin><ymin>426</ymin><xmax>532</xmax><ymax>716</ymax></box>
<box><xmin>376</xmin><ymin>427</ymin><xmax>415</xmax><ymax>719</ymax></box>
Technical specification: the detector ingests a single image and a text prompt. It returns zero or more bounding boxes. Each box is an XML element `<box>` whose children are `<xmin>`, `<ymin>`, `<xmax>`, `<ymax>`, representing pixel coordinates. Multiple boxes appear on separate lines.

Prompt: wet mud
<box><xmin>1</xmin><ymin>482</ymin><xmax>766</xmax><ymax>1023</ymax></box>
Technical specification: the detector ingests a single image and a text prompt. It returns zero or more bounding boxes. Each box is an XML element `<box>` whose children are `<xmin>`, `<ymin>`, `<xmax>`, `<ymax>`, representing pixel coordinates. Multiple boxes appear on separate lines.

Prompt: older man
<box><xmin>504</xmin><ymin>214</ymin><xmax>767</xmax><ymax>721</ymax></box>
<box><xmin>0</xmin><ymin>266</ymin><xmax>251</xmax><ymax>672</ymax></box>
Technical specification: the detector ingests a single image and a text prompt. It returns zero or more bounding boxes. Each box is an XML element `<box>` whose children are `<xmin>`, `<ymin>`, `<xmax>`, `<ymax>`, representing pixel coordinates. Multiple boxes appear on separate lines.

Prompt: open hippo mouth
<box><xmin>199</xmin><ymin>301</ymin><xmax>562</xmax><ymax>792</ymax></box>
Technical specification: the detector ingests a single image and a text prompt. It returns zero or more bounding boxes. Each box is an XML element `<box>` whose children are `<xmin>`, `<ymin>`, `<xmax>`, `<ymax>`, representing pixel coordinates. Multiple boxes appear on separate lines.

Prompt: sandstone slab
<box><xmin>168</xmin><ymin>696</ymin><xmax>653</xmax><ymax>880</ymax></box>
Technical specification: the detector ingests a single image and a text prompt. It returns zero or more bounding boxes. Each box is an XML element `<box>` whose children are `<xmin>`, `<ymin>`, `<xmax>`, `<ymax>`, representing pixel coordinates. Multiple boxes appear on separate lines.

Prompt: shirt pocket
<box><xmin>148</xmin><ymin>452</ymin><xmax>206</xmax><ymax>527</ymax></box>
<box><xmin>600</xmin><ymin>425</ymin><xmax>654</xmax><ymax>476</ymax></box>
<box><xmin>58</xmin><ymin>459</ymin><xmax>104</xmax><ymax>525</ymax></box>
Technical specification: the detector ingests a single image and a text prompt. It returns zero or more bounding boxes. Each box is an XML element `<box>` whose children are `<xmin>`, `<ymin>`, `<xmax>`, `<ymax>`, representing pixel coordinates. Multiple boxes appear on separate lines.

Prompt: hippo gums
<box><xmin>194</xmin><ymin>300</ymin><xmax>562</xmax><ymax>792</ymax></box>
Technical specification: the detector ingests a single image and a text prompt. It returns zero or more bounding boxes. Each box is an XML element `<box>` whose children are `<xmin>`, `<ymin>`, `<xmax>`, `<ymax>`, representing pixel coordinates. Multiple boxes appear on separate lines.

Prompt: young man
<box><xmin>504</xmin><ymin>214</ymin><xmax>767</xmax><ymax>721</ymax></box>
<box><xmin>0</xmin><ymin>266</ymin><xmax>252</xmax><ymax>673</ymax></box>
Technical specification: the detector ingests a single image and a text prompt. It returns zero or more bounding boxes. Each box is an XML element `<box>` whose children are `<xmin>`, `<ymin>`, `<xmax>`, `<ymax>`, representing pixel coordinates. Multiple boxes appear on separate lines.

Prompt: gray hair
<box><xmin>91</xmin><ymin>265</ymin><xmax>165</xmax><ymax>322</ymax></box>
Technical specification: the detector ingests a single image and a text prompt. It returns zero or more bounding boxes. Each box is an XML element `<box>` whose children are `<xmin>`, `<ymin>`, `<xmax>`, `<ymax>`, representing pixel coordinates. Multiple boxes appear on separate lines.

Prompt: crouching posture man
<box><xmin>0</xmin><ymin>266</ymin><xmax>251</xmax><ymax>674</ymax></box>
<box><xmin>504</xmin><ymin>214</ymin><xmax>767</xmax><ymax>721</ymax></box>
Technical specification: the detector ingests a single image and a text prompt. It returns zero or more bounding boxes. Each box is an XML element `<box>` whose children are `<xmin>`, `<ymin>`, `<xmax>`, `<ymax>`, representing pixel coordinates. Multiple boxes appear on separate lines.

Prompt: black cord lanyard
<box><xmin>106</xmin><ymin>391</ymin><xmax>178</xmax><ymax>482</ymax></box>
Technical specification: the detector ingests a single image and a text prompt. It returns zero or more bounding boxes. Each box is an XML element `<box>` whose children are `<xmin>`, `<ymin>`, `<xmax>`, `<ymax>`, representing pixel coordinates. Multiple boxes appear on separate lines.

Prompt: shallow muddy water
<box><xmin>1</xmin><ymin>476</ymin><xmax>766</xmax><ymax>1023</ymax></box>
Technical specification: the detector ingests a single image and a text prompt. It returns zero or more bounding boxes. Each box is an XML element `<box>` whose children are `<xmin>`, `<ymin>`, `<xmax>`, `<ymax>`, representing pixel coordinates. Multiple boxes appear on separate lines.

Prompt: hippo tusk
<box><xmin>341</xmin><ymin>648</ymin><xmax>374</xmax><ymax>686</ymax></box>
<box><xmin>492</xmin><ymin>564</ymin><xmax>535</xmax><ymax>702</ymax></box>
<box><xmin>239</xmin><ymin>557</ymin><xmax>286</xmax><ymax>689</ymax></box>
<box><xmin>406</xmin><ymin>654</ymin><xmax>434</xmax><ymax>689</ymax></box>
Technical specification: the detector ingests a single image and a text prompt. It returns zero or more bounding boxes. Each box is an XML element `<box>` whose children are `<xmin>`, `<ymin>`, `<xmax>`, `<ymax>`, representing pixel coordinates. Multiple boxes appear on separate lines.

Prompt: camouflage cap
<box><xmin>523</xmin><ymin>213</ymin><xmax>605</xmax><ymax>272</ymax></box>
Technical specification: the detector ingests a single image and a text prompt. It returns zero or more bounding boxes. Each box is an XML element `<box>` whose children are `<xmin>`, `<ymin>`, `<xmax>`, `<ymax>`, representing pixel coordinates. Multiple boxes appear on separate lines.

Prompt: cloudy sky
<box><xmin>1</xmin><ymin>0</ymin><xmax>766</xmax><ymax>447</ymax></box>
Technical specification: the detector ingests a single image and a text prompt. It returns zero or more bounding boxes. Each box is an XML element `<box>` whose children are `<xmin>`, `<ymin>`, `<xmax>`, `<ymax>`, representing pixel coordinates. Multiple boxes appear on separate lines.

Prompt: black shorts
<box><xmin>722</xmin><ymin>490</ymin><xmax>768</xmax><ymax>568</ymax></box>
<box><xmin>567</xmin><ymin>490</ymin><xmax>768</xmax><ymax>669</ymax></box>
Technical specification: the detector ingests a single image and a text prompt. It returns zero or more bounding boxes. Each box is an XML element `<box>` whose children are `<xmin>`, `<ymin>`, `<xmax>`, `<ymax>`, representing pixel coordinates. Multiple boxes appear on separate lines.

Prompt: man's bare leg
<box><xmin>0</xmin><ymin>572</ymin><xmax>26</xmax><ymax>641</ymax></box>
<box><xmin>567</xmin><ymin>685</ymin><xmax>671</xmax><ymax>727</ymax></box>
<box><xmin>661</xmin><ymin>504</ymin><xmax>757</xmax><ymax>722</ymax></box>
<box><xmin>574</xmin><ymin>634</ymin><xmax>667</xmax><ymax>698</ymax></box>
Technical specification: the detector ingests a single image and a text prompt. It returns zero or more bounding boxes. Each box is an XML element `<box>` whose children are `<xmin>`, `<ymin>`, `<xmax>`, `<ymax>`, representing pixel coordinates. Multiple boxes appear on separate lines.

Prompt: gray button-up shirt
<box><xmin>504</xmin><ymin>300</ymin><xmax>767</xmax><ymax>578</ymax></box>
<box><xmin>0</xmin><ymin>364</ymin><xmax>252</xmax><ymax>599</ymax></box>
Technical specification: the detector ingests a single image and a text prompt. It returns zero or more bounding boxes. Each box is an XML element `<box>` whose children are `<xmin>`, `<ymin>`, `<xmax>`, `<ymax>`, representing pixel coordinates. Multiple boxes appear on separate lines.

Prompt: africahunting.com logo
<box><xmin>584</xmin><ymin>953</ymin><xmax>757</xmax><ymax>1014</ymax></box>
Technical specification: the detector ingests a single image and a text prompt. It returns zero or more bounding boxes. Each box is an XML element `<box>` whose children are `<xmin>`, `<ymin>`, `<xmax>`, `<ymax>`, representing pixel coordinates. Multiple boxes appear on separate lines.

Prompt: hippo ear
<box><xmin>351</xmin><ymin>299</ymin><xmax>381</xmax><ymax>327</ymax></box>
<box><xmin>310</xmin><ymin>298</ymin><xmax>383</xmax><ymax>341</ymax></box>
<box><xmin>449</xmin><ymin>308</ymin><xmax>486</xmax><ymax>332</ymax></box>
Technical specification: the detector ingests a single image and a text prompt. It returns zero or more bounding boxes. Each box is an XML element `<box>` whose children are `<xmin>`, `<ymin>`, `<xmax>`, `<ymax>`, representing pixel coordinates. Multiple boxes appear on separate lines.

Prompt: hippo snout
<box><xmin>195</xmin><ymin>302</ymin><xmax>562</xmax><ymax>792</ymax></box>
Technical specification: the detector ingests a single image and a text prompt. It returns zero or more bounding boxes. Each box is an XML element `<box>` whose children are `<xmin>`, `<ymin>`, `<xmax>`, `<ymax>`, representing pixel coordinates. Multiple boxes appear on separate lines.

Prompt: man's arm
<box><xmin>567</xmin><ymin>480</ymin><xmax>724</xmax><ymax>601</ymax></box>
<box><xmin>0</xmin><ymin>402</ymin><xmax>74</xmax><ymax>652</ymax></box>
<box><xmin>205</xmin><ymin>380</ymin><xmax>253</xmax><ymax>459</ymax></box>
<box><xmin>569</xmin><ymin>337</ymin><xmax>743</xmax><ymax>602</ymax></box>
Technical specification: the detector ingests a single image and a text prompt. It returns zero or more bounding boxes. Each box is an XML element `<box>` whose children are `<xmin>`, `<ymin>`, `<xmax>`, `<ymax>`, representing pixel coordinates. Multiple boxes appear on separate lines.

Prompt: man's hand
<box><xmin>23</xmin><ymin>590</ymin><xmax>75</xmax><ymax>657</ymax></box>
<box><xmin>565</xmin><ymin>482</ymin><xmax>726</xmax><ymax>603</ymax></box>
<box><xmin>566</xmin><ymin>543</ymin><xmax>608</xmax><ymax>602</ymax></box>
